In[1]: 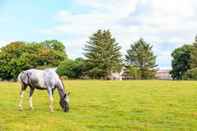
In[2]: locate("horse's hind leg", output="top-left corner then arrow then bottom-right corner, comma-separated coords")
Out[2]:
29,88 -> 35,110
18,84 -> 27,111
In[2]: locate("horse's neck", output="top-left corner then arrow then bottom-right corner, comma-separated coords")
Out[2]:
56,81 -> 65,99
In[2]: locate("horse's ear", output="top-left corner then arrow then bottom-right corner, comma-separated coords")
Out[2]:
64,94 -> 67,98
64,91 -> 70,98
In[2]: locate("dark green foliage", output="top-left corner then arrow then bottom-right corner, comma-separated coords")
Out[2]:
190,38 -> 197,68
126,38 -> 157,79
182,37 -> 197,80
170,36 -> 197,80
35,40 -> 67,67
183,68 -> 197,80
170,45 -> 192,80
0,41 -> 31,80
84,30 -> 122,79
56,58 -> 87,79
57,60 -> 77,78
127,65 -> 141,79
0,40 -> 67,80
40,40 -> 65,52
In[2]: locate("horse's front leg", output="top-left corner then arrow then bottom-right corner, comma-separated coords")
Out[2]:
18,84 -> 27,111
29,88 -> 35,110
48,88 -> 54,112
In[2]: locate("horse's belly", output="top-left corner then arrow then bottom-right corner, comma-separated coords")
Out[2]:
30,81 -> 46,89
35,86 -> 47,90
30,77 -> 46,89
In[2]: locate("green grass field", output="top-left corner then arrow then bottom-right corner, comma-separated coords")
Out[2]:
1,80 -> 197,131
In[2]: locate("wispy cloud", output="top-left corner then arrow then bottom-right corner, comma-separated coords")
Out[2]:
15,0 -> 197,68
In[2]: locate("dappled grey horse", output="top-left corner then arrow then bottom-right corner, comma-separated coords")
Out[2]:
18,69 -> 70,112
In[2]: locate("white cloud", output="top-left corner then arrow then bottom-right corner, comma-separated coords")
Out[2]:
39,0 -> 197,68
74,0 -> 139,17
150,0 -> 196,17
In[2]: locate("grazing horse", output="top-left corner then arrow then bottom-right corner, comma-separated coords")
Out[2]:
18,69 -> 70,112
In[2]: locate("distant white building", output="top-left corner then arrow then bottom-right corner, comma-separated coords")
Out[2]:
156,69 -> 172,80
110,72 -> 123,80
109,68 -> 125,80
109,68 -> 172,80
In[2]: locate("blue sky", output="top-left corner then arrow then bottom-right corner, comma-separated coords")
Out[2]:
0,0 -> 197,69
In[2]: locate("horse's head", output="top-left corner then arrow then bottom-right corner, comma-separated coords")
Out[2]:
60,92 -> 70,112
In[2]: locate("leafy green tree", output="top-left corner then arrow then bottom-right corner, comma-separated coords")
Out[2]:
170,45 -> 192,80
36,40 -> 67,67
183,68 -> 197,80
57,59 -> 77,78
181,36 -> 197,80
0,40 -> 67,80
126,38 -> 157,79
56,58 -> 87,79
0,41 -> 31,80
40,40 -> 66,52
74,58 -> 89,78
127,65 -> 141,79
84,30 -> 122,79
190,36 -> 197,68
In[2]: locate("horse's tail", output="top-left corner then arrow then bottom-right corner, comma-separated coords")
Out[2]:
17,72 -> 23,82
17,71 -> 29,85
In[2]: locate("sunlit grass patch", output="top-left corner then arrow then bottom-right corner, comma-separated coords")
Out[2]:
0,80 -> 197,131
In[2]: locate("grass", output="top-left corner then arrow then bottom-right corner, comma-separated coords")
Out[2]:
1,80 -> 197,131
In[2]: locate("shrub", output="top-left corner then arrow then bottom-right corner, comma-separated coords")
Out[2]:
183,68 -> 197,80
56,58 -> 87,79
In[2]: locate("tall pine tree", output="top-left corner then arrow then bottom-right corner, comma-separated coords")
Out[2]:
126,38 -> 157,79
84,30 -> 122,79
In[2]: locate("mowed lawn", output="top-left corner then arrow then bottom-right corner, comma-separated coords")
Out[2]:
1,81 -> 197,131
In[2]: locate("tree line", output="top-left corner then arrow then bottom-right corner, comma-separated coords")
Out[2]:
0,40 -> 67,80
0,29 -> 158,80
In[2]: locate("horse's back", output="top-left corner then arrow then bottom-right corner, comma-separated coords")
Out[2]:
19,68 -> 60,89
